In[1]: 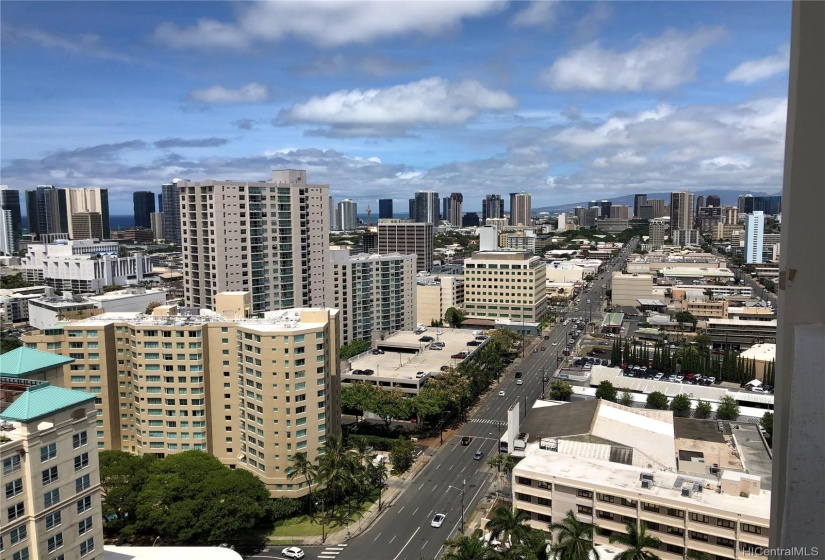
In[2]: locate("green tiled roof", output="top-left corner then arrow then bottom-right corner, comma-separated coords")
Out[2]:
0,383 -> 95,422
0,347 -> 74,378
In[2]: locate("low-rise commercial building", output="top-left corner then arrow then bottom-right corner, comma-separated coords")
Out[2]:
464,251 -> 546,322
416,275 -> 464,327
705,318 -> 777,350
611,273 -> 654,307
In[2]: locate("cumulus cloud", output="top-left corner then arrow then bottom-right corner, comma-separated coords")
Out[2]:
543,27 -> 725,92
187,83 -> 270,104
278,77 -> 517,137
154,1 -> 503,50
154,137 -> 229,149
3,24 -> 144,64
726,44 -> 790,84
290,54 -> 427,77
510,1 -> 559,28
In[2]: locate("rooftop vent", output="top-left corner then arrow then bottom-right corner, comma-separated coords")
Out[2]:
641,480 -> 652,489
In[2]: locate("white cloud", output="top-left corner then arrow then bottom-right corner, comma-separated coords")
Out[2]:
3,24 -> 143,64
279,77 -> 517,137
510,1 -> 559,28
726,44 -> 790,84
187,83 -> 270,104
154,1 -> 503,49
543,27 -> 725,92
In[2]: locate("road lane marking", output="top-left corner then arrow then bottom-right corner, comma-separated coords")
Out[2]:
421,540 -> 428,550
435,463 -> 440,469
390,534 -> 397,544
397,506 -> 404,514
433,485 -> 438,492
373,533 -> 382,541
392,527 -> 419,560
448,464 -> 453,470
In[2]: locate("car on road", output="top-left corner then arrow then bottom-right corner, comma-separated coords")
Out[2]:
282,547 -> 305,559
431,513 -> 446,528
543,375 -> 549,382
544,335 -> 550,340
498,390 -> 506,397
517,379 -> 523,385
474,450 -> 484,460
515,371 -> 523,378
461,436 -> 473,446
552,341 -> 559,346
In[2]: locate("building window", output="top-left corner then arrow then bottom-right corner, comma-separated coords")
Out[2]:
5,478 -> 23,499
717,518 -> 735,529
597,493 -> 615,503
741,523 -> 763,535
689,513 -> 709,523
3,454 -> 21,475
665,544 -> 684,555
41,442 -> 57,462
44,489 -> 61,507
577,489 -> 593,498
77,495 -> 93,514
46,511 -> 62,530
667,507 -> 685,518
78,516 -> 93,535
73,432 -> 88,449
667,526 -> 684,537
689,531 -> 708,542
10,526 -> 27,545
12,547 -> 29,560
74,453 -> 90,471
717,537 -> 735,548
47,533 -> 64,553
620,498 -> 637,508
43,466 -> 59,485
516,476 -> 534,486
597,511 -> 614,520
577,505 -> 593,515
76,474 -> 91,493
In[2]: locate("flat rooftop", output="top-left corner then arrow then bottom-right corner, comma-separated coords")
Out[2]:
515,451 -> 770,520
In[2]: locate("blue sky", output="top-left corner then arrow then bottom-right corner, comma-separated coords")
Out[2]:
1,1 -> 791,214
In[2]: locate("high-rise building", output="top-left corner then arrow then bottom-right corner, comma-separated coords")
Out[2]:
330,250 -> 416,343
746,211 -> 765,264
0,383 -> 104,560
25,185 -> 68,237
0,186 -> 22,252
158,193 -> 162,209
413,191 -> 440,226
463,251 -> 546,322
71,212 -> 104,241
22,304 -> 342,499
329,196 -> 338,231
509,192 -> 532,226
482,194 -> 504,224
337,199 -> 358,231
445,193 -> 463,227
378,199 -> 393,220
0,209 -> 15,254
633,194 -> 648,218
557,213 -> 567,230
589,200 -> 598,212
66,188 -> 110,240
670,190 -> 695,234
639,199 -> 667,220
609,205 -> 630,219
695,195 -> 706,217
462,212 -> 480,227
408,198 -> 416,220
706,195 -> 721,207
150,212 -> 164,240
133,191 -> 156,229
180,169 -> 329,314
378,221 -> 433,273
599,200 -> 611,219
738,194 -> 781,216
161,181 -> 181,245
649,218 -> 669,249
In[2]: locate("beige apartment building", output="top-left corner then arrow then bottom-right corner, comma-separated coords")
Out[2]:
1,385 -> 104,560
377,221 -> 433,273
329,250 -> 416,344
463,251 -> 546,322
416,275 -> 464,326
22,301 -> 342,498
179,169 -> 329,315
611,272 -> 654,307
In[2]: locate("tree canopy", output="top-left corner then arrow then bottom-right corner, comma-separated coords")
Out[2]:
646,391 -> 669,410
716,396 -> 741,420
595,380 -> 618,402
340,338 -> 370,360
444,307 -> 466,328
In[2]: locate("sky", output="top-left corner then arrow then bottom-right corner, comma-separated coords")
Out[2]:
1,1 -> 792,215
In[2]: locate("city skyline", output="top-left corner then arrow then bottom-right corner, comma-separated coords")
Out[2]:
1,2 -> 790,215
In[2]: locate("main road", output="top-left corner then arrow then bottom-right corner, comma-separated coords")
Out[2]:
316,242 -> 634,560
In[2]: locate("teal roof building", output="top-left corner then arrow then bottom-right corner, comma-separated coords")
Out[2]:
0,347 -> 74,379
0,383 -> 95,422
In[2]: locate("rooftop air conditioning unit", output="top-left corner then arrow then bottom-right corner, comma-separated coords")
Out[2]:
641,480 -> 652,489
682,487 -> 693,498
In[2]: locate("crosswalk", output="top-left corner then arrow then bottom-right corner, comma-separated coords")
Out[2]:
468,418 -> 502,425
318,543 -> 348,559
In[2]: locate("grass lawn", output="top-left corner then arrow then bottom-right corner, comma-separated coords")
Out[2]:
270,497 -> 378,538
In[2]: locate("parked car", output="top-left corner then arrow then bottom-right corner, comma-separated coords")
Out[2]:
420,336 -> 434,342
371,349 -> 385,355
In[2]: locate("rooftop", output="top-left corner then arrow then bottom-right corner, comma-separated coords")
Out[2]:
104,546 -> 243,560
739,343 -> 777,362
0,347 -> 75,378
0,383 -> 95,422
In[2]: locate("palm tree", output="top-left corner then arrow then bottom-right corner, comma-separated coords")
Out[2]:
609,520 -> 662,560
444,529 -> 497,560
287,451 -> 318,520
317,434 -> 355,518
484,505 -> 532,552
549,510 -> 599,560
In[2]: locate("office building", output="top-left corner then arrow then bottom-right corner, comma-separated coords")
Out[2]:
26,185 -> 69,237
674,229 -> 701,246
378,221 -> 433,273
133,191 -> 156,229
509,192 -> 532,226
1,209 -> 15,255
65,188 -> 110,240
330,250 -> 416,344
556,213 -> 567,231
157,193 -> 162,209
161,181 -> 181,245
482,195 -> 505,224
0,185 -> 22,253
445,193 -> 463,227
412,191 -> 440,226
609,205 -> 630,219
694,195 -> 705,217
512,400 -> 769,560
738,194 -> 782,216
150,212 -> 164,241
670,190 -> 695,234
329,196 -> 338,231
746,211 -> 765,264
611,272 -> 654,306
21,304 -> 342,499
337,199 -> 358,231
71,212 -> 104,241
462,212 -> 480,227
599,200 -> 612,219
463,251 -> 546,322
416,275 -> 464,326
633,194 -> 648,218
180,169 -> 330,314
378,198 -> 393,220
705,195 -> 721,208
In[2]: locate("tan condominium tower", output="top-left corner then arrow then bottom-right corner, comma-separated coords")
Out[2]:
509,192 -> 532,227
378,220 -> 433,273
179,169 -> 329,315
670,190 -> 695,234
22,300 -> 342,498
463,251 -> 547,322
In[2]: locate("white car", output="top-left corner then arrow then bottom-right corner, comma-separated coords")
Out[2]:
499,390 -> 506,397
431,513 -> 446,528
282,547 -> 305,559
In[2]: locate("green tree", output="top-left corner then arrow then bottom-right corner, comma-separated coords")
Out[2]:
694,400 -> 712,419
595,380 -> 618,402
609,520 -> 662,560
669,393 -> 692,417
287,452 -> 318,520
317,434 -> 354,519
716,396 -> 741,420
99,450 -> 156,539
646,391 -> 669,410
372,388 -> 411,429
340,339 -> 370,360
619,390 -> 635,407
1,338 -> 22,354
484,505 -> 532,552
760,412 -> 773,438
445,307 -> 466,328
549,380 -> 574,401
674,311 -> 697,331
144,301 -> 165,314
340,381 -> 378,423
390,439 -> 415,474
549,510 -> 599,560
0,273 -> 31,289
444,529 -> 497,560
